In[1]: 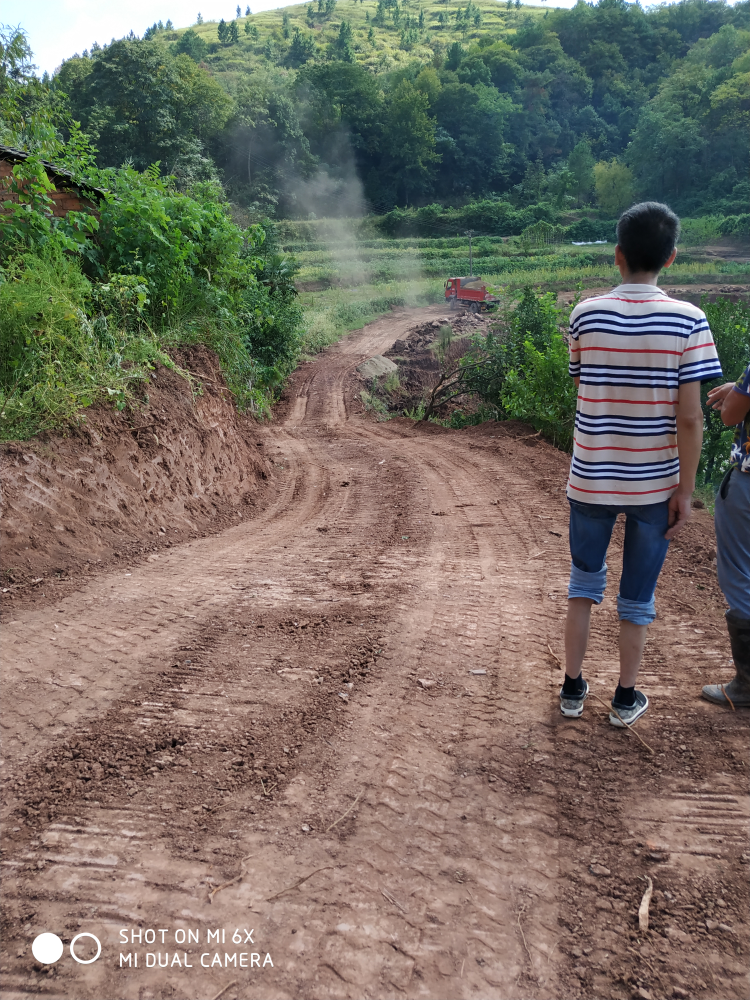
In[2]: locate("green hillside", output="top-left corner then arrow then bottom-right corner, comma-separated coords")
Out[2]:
175,0 -> 530,77
48,0 -> 749,219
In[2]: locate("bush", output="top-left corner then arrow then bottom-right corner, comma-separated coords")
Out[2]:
459,286 -> 577,447
0,127 -> 305,436
565,218 -> 616,243
0,249 -> 176,439
699,297 -> 750,486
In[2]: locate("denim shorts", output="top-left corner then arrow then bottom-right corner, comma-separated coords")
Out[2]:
567,498 -> 670,625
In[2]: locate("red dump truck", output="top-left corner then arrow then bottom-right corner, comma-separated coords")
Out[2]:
444,276 -> 498,311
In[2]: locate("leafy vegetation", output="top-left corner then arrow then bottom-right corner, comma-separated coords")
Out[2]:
699,298 -> 750,485
0,65 -> 304,438
416,287 -> 749,486
420,287 -> 577,448
42,0 -> 750,219
1,6 -> 748,453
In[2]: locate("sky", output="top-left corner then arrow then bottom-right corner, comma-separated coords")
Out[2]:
5,0 -> 582,76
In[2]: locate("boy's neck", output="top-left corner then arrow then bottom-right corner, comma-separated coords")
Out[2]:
617,268 -> 661,286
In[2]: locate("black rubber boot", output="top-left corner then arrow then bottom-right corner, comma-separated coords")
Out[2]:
702,613 -> 750,708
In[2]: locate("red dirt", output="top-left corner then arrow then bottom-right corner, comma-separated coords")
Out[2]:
0,305 -> 747,1000
0,346 -> 270,596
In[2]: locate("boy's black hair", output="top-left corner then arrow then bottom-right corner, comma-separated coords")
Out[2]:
616,201 -> 680,274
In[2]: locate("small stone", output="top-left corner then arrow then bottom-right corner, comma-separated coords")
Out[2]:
672,989 -> 689,999
705,919 -> 718,931
301,824 -> 310,833
691,498 -> 705,509
418,678 -> 436,689
717,923 -> 734,934
590,863 -> 611,876
595,898 -> 613,910
635,989 -> 652,1000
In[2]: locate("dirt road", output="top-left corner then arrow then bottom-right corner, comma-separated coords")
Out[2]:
1,307 -> 748,1000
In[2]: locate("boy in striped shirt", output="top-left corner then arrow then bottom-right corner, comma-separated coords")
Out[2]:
560,202 -> 722,726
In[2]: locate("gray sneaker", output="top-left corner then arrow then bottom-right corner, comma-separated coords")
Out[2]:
560,679 -> 589,718
609,689 -> 648,727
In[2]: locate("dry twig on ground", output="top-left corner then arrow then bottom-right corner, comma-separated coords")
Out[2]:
210,981 -> 237,1000
639,876 -> 654,932
266,866 -> 334,902
208,854 -> 255,904
326,789 -> 364,833
589,691 -> 655,753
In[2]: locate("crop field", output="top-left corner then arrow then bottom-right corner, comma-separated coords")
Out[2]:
292,227 -> 750,350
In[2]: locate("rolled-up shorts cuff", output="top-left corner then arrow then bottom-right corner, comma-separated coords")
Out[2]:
568,561 -> 607,603
617,594 -> 656,625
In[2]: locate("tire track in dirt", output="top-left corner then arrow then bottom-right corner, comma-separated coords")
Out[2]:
1,305 -> 747,1000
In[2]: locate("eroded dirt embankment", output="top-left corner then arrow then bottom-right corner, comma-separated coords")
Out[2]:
0,346 -> 270,591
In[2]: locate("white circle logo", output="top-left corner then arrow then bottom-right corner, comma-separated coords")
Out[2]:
70,933 -> 102,964
32,933 -> 64,965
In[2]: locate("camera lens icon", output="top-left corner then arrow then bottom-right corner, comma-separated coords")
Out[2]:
31,931 -> 102,965
70,932 -> 102,964
32,934 -> 64,965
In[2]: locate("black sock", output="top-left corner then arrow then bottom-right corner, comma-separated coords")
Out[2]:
614,683 -> 636,707
562,673 -> 585,697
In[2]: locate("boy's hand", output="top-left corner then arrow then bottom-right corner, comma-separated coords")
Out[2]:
665,489 -> 692,540
707,382 -> 736,410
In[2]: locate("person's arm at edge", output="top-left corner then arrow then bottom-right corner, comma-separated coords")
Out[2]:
720,385 -> 750,427
666,379 -> 703,541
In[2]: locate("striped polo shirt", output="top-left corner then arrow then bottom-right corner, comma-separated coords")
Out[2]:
567,284 -> 722,504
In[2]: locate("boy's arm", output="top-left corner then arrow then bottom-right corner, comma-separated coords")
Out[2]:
665,379 -> 703,540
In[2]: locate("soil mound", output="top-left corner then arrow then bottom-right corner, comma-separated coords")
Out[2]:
0,346 -> 270,593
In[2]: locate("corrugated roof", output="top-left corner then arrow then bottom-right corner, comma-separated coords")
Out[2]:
0,145 -> 106,200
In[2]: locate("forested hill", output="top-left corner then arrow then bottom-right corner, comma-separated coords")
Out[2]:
43,0 -> 750,218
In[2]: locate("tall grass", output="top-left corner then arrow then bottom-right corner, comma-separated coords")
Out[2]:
300,279 -> 444,355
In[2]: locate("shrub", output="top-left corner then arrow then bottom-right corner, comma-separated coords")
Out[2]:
0,249 -> 176,439
699,297 -> 750,485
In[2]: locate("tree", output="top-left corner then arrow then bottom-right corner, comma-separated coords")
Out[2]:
594,159 -> 634,214
236,5 -> 241,17
380,80 -> 440,204
567,139 -> 595,205
217,19 -> 229,44
282,12 -> 291,39
245,21 -> 258,39
434,83 -> 512,197
288,28 -> 315,67
246,6 -> 251,15
196,12 -> 203,25
446,41 -> 463,70
173,29 -> 208,63
331,21 -> 354,62
63,39 -> 233,172
0,24 -> 36,85
627,103 -> 707,202
547,165 -> 576,207
229,21 -> 240,44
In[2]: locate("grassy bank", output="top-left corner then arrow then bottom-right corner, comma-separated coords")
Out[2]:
299,278 -> 445,356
